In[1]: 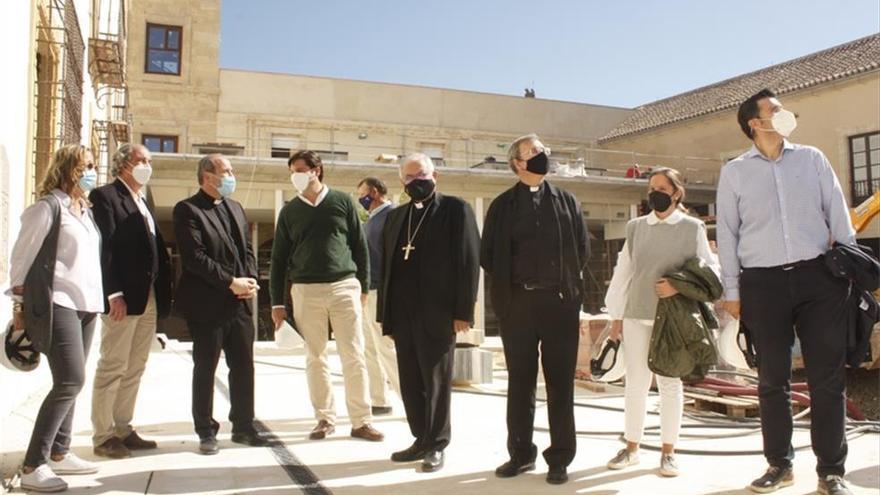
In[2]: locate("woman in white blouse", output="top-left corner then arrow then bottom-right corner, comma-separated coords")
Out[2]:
7,144 -> 104,493
603,167 -> 718,478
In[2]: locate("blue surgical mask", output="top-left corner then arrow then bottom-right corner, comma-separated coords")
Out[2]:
358,195 -> 373,210
217,175 -> 236,197
78,169 -> 97,192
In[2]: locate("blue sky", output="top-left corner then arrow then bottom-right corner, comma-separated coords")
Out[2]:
220,0 -> 880,108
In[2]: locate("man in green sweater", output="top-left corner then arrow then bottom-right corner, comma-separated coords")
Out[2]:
270,150 -> 383,442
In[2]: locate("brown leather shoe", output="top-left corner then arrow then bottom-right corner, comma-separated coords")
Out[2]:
122,431 -> 158,450
350,424 -> 384,442
93,437 -> 131,459
309,420 -> 335,440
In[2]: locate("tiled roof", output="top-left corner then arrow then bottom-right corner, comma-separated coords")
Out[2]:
600,33 -> 880,142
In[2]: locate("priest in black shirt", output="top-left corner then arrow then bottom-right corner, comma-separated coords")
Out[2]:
377,152 -> 480,473
481,134 -> 589,485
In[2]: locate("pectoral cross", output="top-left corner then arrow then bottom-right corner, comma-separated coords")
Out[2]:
402,243 -> 415,261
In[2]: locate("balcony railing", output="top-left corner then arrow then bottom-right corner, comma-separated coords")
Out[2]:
88,0 -> 126,89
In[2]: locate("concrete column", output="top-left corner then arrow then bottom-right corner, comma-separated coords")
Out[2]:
630,203 -> 640,220
252,222 -> 259,340
274,189 -> 284,227
475,196 -> 485,331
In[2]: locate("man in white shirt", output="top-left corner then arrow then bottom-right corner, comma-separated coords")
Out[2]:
89,144 -> 172,458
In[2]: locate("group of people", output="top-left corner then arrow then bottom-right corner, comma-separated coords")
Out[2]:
6,88 -> 856,495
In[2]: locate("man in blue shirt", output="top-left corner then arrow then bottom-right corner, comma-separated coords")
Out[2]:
717,89 -> 855,495
356,177 -> 399,415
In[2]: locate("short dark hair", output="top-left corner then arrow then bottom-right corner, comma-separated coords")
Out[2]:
737,88 -> 776,140
288,150 -> 324,181
358,177 -> 387,196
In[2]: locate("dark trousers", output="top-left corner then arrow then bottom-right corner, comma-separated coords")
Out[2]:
741,259 -> 850,476
499,287 -> 580,468
189,304 -> 255,438
24,305 -> 96,467
393,314 -> 456,451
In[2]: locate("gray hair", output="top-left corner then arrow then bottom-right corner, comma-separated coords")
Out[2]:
507,133 -> 540,173
111,143 -> 136,178
197,154 -> 222,184
398,152 -> 435,180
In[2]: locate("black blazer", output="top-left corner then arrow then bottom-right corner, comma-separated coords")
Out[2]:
480,181 -> 589,320
173,189 -> 257,323
376,192 -> 481,341
89,180 -> 172,318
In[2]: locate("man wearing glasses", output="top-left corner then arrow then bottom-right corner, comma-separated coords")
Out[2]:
377,153 -> 480,472
481,134 -> 589,485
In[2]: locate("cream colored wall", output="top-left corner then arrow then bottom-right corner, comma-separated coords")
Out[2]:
217,69 -> 632,145
601,72 -> 880,238
213,70 -> 634,168
126,0 -> 221,152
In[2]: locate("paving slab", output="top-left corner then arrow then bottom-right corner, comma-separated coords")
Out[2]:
1,338 -> 877,494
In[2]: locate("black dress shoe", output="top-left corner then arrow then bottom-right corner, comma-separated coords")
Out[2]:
421,450 -> 444,472
231,431 -> 269,447
547,466 -> 568,485
495,459 -> 536,478
391,443 -> 428,462
749,465 -> 794,493
199,436 -> 219,455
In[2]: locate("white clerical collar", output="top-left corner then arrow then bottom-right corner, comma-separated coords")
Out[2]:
646,209 -> 684,225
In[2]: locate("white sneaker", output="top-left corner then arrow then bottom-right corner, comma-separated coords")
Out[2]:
607,448 -> 640,470
659,454 -> 680,477
47,452 -> 99,475
19,464 -> 68,493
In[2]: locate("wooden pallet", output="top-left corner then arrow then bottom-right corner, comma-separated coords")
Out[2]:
685,388 -> 809,418
684,388 -> 761,418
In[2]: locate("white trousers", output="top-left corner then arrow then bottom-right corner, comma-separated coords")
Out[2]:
362,289 -> 399,405
623,319 -> 683,445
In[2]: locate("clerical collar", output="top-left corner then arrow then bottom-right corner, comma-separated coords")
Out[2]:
198,188 -> 223,206
518,181 -> 544,194
411,195 -> 435,210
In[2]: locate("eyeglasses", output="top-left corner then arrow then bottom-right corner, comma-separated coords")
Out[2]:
403,172 -> 432,184
519,146 -> 551,160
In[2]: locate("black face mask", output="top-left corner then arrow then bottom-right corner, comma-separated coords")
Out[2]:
405,179 -> 436,202
525,152 -> 549,175
648,190 -> 674,212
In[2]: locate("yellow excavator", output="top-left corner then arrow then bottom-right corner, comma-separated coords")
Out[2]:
851,190 -> 880,234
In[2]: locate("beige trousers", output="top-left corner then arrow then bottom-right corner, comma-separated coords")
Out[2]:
91,290 -> 157,445
291,278 -> 372,427
362,289 -> 399,405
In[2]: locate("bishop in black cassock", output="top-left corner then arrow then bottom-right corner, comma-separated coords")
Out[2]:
376,153 -> 480,472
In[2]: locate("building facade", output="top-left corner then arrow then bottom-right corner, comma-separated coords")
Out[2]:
599,34 -> 880,249
0,0 -> 131,451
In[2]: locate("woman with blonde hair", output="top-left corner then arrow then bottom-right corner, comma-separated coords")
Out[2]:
7,144 -> 104,492
603,167 -> 718,478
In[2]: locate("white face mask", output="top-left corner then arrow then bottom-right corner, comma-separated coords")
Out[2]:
757,109 -> 797,138
771,109 -> 797,137
291,171 -> 312,192
131,163 -> 152,185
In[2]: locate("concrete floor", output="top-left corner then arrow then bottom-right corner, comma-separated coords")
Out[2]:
1,338 -> 878,494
